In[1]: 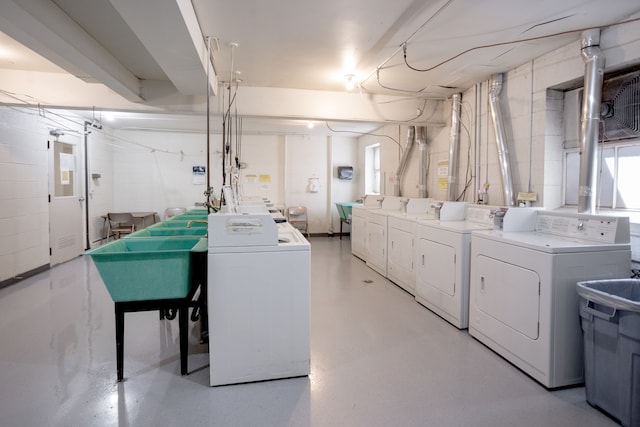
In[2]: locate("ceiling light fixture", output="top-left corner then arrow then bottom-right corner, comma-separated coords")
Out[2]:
307,121 -> 314,129
344,74 -> 356,91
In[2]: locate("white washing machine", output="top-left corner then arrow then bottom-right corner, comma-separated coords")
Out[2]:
365,196 -> 403,277
415,204 -> 494,329
207,213 -> 310,386
351,195 -> 384,261
469,209 -> 631,388
386,198 -> 438,295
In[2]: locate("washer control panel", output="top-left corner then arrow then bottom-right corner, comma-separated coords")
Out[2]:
535,212 -> 629,244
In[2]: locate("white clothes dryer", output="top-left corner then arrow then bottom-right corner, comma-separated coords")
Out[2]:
415,205 -> 495,329
469,209 -> 631,388
351,195 -> 384,261
385,198 -> 434,295
365,196 -> 404,277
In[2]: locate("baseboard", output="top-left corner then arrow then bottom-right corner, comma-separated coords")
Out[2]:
0,264 -> 50,290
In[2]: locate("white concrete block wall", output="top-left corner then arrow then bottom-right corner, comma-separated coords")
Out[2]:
285,135 -> 328,234
112,129 -> 211,219
237,134 -> 284,206
0,107 -> 50,283
330,135 -> 360,233
86,128 -> 115,246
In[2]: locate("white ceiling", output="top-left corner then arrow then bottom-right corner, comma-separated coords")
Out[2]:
1,0 -> 640,133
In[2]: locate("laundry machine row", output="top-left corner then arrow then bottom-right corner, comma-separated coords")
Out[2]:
351,196 -> 466,299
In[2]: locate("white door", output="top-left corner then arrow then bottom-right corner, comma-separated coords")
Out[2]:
49,138 -> 85,266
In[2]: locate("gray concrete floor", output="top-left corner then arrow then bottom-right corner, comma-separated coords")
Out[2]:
0,237 -> 618,426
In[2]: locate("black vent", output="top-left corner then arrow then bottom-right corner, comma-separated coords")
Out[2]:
600,70 -> 640,142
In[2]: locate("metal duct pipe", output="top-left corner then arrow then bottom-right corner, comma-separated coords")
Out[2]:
488,74 -> 516,206
393,126 -> 416,196
578,29 -> 605,214
416,126 -> 428,198
448,93 -> 462,201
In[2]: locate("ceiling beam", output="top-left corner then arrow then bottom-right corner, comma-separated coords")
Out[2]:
109,0 -> 218,97
0,0 -> 143,103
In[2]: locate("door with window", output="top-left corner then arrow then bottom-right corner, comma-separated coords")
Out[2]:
49,137 -> 85,266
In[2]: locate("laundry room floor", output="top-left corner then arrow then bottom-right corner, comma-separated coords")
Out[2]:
0,237 -> 618,427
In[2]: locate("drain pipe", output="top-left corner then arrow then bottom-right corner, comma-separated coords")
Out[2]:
578,29 -> 605,214
416,126 -> 428,198
488,74 -> 516,206
448,93 -> 462,201
392,126 -> 416,196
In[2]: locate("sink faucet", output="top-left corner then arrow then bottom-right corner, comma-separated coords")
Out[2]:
187,220 -> 208,228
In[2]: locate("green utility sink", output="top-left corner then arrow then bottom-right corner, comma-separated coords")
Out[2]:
169,212 -> 209,221
85,238 -> 207,302
148,220 -> 207,228
126,227 -> 207,237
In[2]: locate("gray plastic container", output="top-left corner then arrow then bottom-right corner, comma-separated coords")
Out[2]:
576,279 -> 640,427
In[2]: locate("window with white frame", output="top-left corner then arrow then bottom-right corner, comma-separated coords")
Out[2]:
564,141 -> 640,209
563,72 -> 640,211
365,143 -> 380,194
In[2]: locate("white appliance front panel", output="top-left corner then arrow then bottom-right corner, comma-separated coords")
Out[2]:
208,250 -> 310,386
469,233 -> 631,388
387,216 -> 416,294
415,222 -> 477,329
418,238 -> 456,297
366,211 -> 388,277
475,255 -> 541,340
350,205 -> 369,260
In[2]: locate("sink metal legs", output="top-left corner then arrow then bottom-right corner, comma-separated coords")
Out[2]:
114,298 -> 190,382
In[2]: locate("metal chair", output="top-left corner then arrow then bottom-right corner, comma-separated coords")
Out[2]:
287,206 -> 309,237
106,212 -> 136,240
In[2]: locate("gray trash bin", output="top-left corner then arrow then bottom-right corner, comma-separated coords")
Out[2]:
577,279 -> 640,427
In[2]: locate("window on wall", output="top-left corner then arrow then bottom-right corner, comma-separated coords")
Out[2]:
563,71 -> 640,211
564,141 -> 640,209
365,143 -> 380,194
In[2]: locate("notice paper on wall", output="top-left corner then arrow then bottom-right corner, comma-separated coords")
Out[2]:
193,166 -> 206,185
437,160 -> 449,190
59,152 -> 74,185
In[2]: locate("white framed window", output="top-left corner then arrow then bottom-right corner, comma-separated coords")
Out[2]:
564,140 -> 640,209
365,143 -> 380,194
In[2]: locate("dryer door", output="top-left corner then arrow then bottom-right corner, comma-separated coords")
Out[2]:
388,225 -> 414,277
475,255 -> 540,340
418,238 -> 456,297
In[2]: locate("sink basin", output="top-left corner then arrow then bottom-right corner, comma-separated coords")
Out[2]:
148,220 -> 207,228
169,212 -> 209,221
85,237 -> 207,302
126,227 -> 207,237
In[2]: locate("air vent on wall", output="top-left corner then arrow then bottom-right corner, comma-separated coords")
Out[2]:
599,70 -> 640,142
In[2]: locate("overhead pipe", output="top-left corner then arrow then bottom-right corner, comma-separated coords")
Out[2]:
416,126 -> 428,198
393,126 -> 416,196
474,83 -> 483,204
488,74 -> 516,207
578,29 -> 605,214
448,93 -> 462,201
